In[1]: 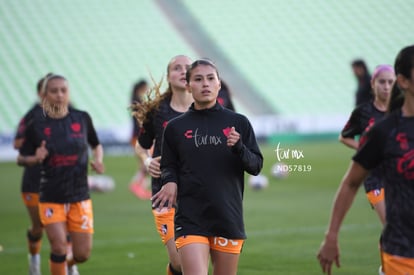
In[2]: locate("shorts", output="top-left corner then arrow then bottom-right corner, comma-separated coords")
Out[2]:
39,199 -> 94,233
22,192 -> 39,207
366,188 -> 384,206
363,169 -> 383,193
176,235 -> 244,254
152,208 -> 175,244
381,250 -> 414,275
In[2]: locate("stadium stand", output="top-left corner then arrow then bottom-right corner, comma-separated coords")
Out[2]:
180,0 -> 413,115
0,0 -> 196,136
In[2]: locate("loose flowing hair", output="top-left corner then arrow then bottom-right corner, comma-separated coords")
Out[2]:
130,73 -> 172,127
130,55 -> 191,126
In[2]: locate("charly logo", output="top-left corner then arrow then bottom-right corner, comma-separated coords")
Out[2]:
184,130 -> 193,139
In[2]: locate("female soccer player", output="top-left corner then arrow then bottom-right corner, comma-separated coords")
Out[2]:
14,74 -> 50,275
128,79 -> 152,199
339,64 -> 395,225
17,74 -> 104,275
351,59 -> 373,106
132,55 -> 193,275
318,45 -> 414,275
152,59 -> 263,275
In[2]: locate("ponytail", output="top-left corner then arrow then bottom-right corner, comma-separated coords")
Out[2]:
130,74 -> 171,126
388,85 -> 404,113
387,45 -> 414,113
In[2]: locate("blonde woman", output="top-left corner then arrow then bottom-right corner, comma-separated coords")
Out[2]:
18,74 -> 104,275
132,55 -> 193,275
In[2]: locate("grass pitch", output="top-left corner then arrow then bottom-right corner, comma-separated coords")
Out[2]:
0,140 -> 382,274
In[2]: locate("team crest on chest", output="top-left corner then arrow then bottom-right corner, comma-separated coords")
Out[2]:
71,122 -> 81,132
222,127 -> 231,137
70,122 -> 84,138
44,127 -> 51,137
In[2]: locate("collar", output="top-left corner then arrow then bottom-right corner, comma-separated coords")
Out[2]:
189,101 -> 223,113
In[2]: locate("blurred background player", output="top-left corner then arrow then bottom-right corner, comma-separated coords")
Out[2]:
339,64 -> 395,226
128,79 -> 151,199
152,59 -> 263,275
351,59 -> 373,106
17,74 -> 104,275
14,73 -> 51,275
15,74 -> 82,275
131,55 -> 193,275
318,45 -> 414,275
217,80 -> 235,111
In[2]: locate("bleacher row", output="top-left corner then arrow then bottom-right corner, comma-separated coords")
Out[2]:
181,0 -> 412,115
0,0 -> 413,137
0,0 -> 196,137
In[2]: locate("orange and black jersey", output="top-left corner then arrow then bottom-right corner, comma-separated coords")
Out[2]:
138,96 -> 184,195
15,104 -> 43,193
161,103 -> 263,240
353,110 -> 414,257
19,108 -> 100,203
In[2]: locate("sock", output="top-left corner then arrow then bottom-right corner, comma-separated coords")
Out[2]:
27,230 -> 42,255
50,253 -> 67,275
66,237 -> 73,264
167,263 -> 182,275
29,253 -> 41,270
67,255 -> 76,268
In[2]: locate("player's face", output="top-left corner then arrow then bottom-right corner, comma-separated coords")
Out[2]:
352,66 -> 365,78
135,84 -> 147,98
167,56 -> 192,91
43,78 -> 69,118
46,78 -> 69,104
187,64 -> 221,110
45,78 -> 70,107
372,70 -> 395,103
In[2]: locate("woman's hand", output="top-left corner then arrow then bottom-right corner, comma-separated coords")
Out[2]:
151,182 -> 177,210
317,234 -> 341,275
35,140 -> 49,163
226,127 -> 240,147
91,160 -> 105,174
145,156 -> 162,178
